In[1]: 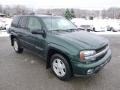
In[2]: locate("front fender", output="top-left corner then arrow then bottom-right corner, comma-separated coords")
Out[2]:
46,43 -> 74,69
47,43 -> 72,58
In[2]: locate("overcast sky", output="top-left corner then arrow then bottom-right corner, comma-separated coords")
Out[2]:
0,0 -> 120,10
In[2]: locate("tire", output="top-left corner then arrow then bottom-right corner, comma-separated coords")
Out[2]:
13,38 -> 23,53
50,54 -> 72,81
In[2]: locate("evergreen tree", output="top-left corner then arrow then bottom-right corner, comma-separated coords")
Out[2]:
64,9 -> 76,19
64,9 -> 72,20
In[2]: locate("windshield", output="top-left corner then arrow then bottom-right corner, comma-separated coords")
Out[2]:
41,17 -> 77,31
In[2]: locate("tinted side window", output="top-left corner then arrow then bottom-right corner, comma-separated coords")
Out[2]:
11,16 -> 20,27
28,17 -> 42,31
18,16 -> 28,28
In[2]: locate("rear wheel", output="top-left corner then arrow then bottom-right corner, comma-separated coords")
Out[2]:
50,54 -> 72,81
13,38 -> 23,53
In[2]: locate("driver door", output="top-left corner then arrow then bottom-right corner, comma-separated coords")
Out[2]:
26,16 -> 46,57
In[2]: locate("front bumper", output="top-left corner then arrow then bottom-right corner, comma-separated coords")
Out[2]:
71,49 -> 112,76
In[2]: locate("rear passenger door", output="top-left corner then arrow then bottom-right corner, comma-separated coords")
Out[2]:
16,16 -> 32,49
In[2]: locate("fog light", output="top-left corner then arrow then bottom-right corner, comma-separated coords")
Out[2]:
87,69 -> 94,74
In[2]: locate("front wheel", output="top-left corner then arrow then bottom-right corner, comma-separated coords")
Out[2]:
13,38 -> 23,53
50,54 -> 72,81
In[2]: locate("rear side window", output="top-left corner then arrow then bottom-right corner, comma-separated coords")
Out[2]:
11,16 -> 20,27
18,16 -> 28,28
27,17 -> 42,31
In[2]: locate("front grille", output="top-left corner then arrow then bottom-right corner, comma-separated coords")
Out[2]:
96,52 -> 107,60
96,44 -> 108,53
92,44 -> 109,62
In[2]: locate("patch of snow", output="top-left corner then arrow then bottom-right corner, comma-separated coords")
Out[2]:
92,32 -> 120,35
0,31 -> 9,37
0,17 -> 12,30
71,18 -> 120,32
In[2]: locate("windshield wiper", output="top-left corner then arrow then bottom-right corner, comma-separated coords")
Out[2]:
50,28 -> 79,32
64,28 -> 79,32
51,29 -> 68,32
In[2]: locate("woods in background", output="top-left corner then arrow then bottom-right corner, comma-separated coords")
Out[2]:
0,4 -> 120,19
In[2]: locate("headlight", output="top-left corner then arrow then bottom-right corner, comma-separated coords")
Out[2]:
80,50 -> 96,61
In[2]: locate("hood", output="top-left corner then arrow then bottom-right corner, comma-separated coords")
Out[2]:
55,31 -> 108,50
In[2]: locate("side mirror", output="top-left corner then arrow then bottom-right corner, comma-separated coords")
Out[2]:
31,29 -> 44,34
31,29 -> 46,37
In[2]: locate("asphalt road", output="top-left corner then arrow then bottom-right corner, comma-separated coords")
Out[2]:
0,35 -> 120,90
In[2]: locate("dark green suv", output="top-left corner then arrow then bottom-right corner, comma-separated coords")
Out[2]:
9,15 -> 112,81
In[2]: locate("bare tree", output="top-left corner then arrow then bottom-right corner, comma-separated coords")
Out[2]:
0,5 -> 3,13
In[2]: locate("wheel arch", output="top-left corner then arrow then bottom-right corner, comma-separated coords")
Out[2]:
46,47 -> 73,74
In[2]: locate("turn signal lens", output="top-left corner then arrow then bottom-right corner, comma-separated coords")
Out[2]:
80,52 -> 85,60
